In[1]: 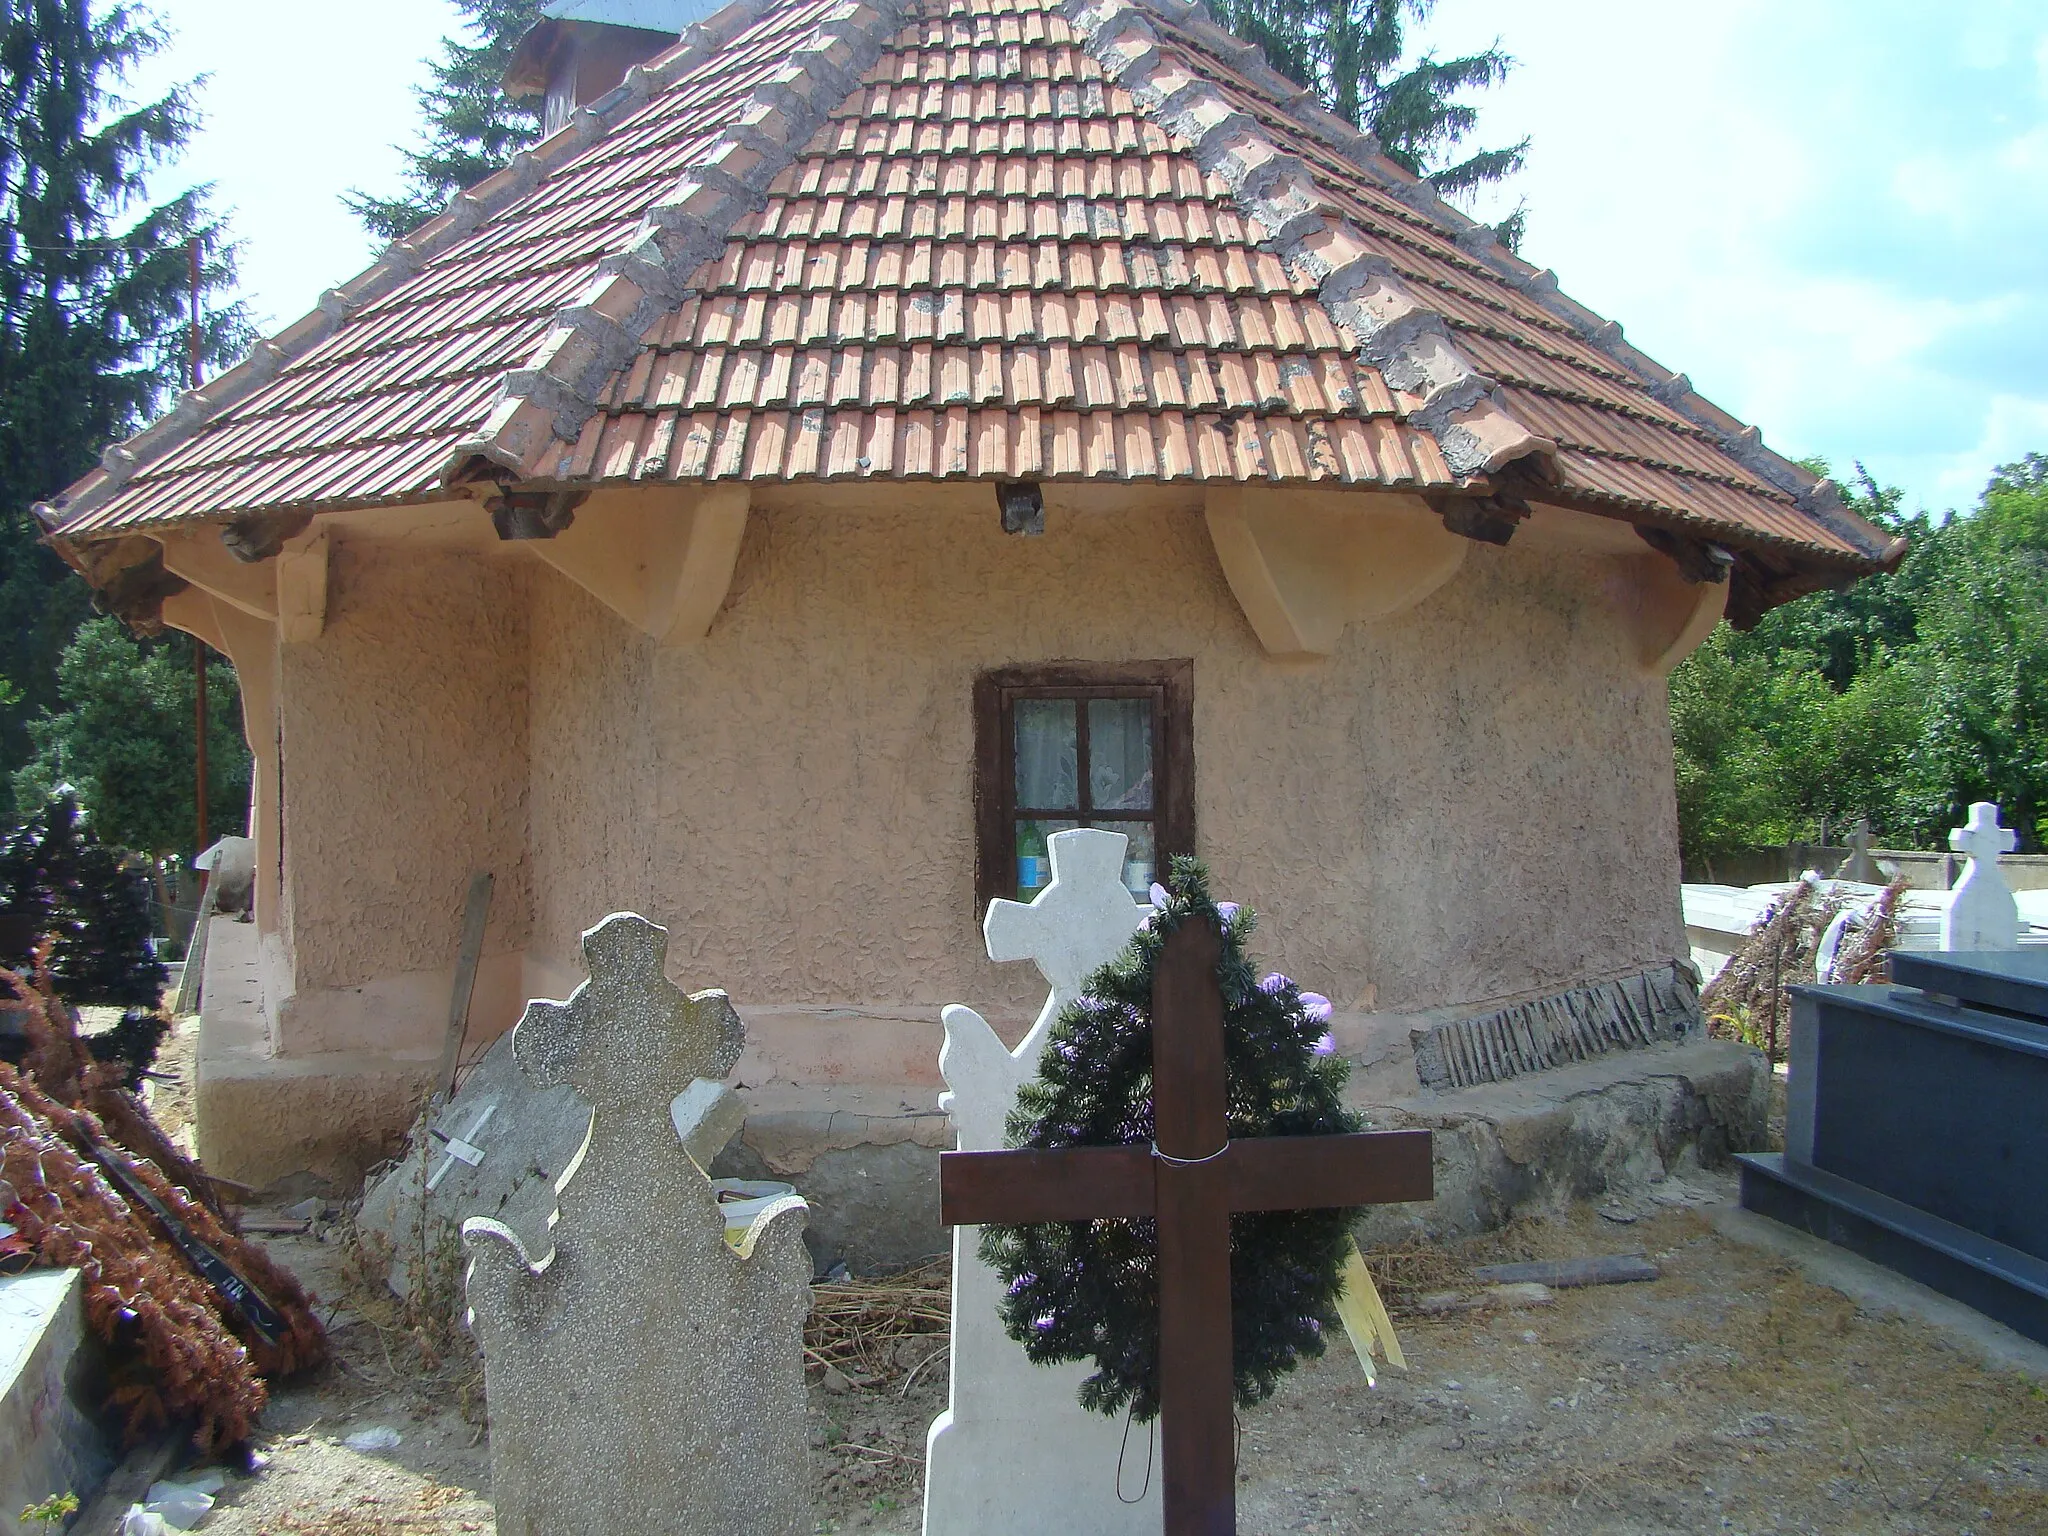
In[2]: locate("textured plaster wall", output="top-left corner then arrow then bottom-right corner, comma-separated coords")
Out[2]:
520,488 -> 1686,1032
278,541 -> 533,1002
526,570 -> 660,970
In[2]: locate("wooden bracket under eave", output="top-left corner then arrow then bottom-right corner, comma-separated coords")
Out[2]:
1203,488 -> 1468,658
154,520 -> 331,641
520,484 -> 750,642
155,525 -> 278,621
275,526 -> 330,643
1613,552 -> 1729,675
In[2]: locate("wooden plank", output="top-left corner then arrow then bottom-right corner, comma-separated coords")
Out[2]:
1156,1161 -> 1235,1536
171,870 -> 212,1017
938,1145 -> 1154,1225
435,871 -> 494,1103
1153,917 -> 1226,1160
1151,917 -> 1234,1536
1470,1253 -> 1661,1289
70,1433 -> 181,1536
1219,1130 -> 1433,1211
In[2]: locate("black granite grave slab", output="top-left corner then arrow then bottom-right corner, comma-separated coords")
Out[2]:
1888,948 -> 2048,1022
1740,949 -> 2048,1346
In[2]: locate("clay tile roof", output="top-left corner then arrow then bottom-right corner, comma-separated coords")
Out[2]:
40,0 -> 1898,594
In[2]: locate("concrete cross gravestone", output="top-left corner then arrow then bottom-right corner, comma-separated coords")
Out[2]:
924,828 -> 1158,1535
463,913 -> 812,1536
1943,802 -> 2020,952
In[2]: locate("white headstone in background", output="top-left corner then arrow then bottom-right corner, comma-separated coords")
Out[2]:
923,829 -> 1158,1535
1943,802 -> 2020,952
464,913 -> 812,1536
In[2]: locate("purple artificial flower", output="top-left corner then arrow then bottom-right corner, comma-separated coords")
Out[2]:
1313,1032 -> 1337,1057
1299,991 -> 1333,1023
1149,882 -> 1172,909
1258,972 -> 1292,996
1217,901 -> 1240,930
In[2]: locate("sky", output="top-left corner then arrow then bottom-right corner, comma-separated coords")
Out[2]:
129,0 -> 2048,516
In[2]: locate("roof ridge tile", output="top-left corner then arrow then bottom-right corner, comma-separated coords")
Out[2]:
1113,0 -> 1892,560
1062,0 -> 1551,478
36,0 -> 789,533
445,0 -> 912,481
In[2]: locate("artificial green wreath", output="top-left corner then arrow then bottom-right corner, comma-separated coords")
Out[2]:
979,857 -> 1362,1422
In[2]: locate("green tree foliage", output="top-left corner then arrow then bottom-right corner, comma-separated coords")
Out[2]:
1209,0 -> 1528,243
1670,458 -> 2048,868
0,792 -> 164,1007
345,0 -> 545,241
0,791 -> 168,1081
0,0 -> 244,814
12,616 -> 248,859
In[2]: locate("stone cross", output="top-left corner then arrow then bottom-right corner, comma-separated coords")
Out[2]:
464,913 -> 812,1536
924,828 -> 1157,1535
1943,802 -> 2020,952
941,916 -> 1434,1536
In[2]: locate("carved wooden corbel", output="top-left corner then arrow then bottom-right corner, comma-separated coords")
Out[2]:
1204,488 -> 1468,658
520,484 -> 750,642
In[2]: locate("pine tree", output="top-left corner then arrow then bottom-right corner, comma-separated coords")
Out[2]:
0,0 -> 245,814
0,791 -> 168,1081
345,0 -> 546,241
1211,0 -> 1528,245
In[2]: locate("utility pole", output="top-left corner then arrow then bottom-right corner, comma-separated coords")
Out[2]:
189,238 -> 209,855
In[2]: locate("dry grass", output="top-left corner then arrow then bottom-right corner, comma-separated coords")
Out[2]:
805,1259 -> 951,1388
332,1201 -> 486,1423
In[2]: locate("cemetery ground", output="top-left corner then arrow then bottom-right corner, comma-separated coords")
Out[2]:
138,1160 -> 2045,1536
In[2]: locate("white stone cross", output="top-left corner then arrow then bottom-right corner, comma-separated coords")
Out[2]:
464,913 -> 812,1536
924,829 -> 1159,1535
1943,802 -> 2021,951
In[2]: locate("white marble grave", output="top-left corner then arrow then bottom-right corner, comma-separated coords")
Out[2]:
464,914 -> 812,1536
1943,802 -> 2020,952
923,828 -> 1160,1535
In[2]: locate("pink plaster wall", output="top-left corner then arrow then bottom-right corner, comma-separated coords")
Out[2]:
278,541 -> 534,1004
520,491 -> 1686,1029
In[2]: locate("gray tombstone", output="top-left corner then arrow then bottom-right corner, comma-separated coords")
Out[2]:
357,1019 -> 747,1301
463,913 -> 812,1536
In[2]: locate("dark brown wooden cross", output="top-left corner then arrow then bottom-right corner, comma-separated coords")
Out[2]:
940,915 -> 1435,1536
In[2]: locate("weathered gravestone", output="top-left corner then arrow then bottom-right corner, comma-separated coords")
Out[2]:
1943,801 -> 2020,952
358,1017 -> 746,1299
924,828 -> 1158,1534
463,913 -> 812,1536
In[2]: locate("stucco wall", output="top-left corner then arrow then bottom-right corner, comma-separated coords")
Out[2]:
517,488 -> 1685,1030
278,541 -> 533,1004
527,567 -> 660,968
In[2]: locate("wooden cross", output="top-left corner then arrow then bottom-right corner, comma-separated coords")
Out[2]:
940,916 -> 1434,1536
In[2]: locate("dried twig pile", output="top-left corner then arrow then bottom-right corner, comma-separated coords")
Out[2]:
0,957 -> 325,1448
1701,877 -> 1905,1061
805,1258 -> 950,1387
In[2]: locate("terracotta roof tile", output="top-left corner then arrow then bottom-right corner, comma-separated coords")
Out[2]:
44,0 -> 1884,578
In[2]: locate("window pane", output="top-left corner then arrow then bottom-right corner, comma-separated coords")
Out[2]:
1015,817 -> 1080,898
1014,699 -> 1078,810
1095,820 -> 1156,898
1088,698 -> 1153,811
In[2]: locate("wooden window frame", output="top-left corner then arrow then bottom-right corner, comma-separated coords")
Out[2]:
973,660 -> 1196,912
